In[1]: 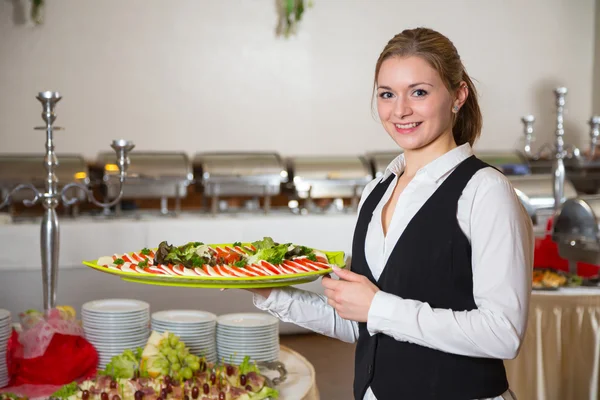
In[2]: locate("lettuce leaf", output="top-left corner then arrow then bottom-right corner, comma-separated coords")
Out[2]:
238,356 -> 260,375
50,382 -> 78,399
101,348 -> 142,379
247,245 -> 288,266
251,237 -> 276,250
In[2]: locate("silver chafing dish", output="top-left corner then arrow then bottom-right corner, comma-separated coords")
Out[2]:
287,155 -> 373,213
98,151 -> 193,215
508,174 -> 577,226
194,152 -> 286,214
367,151 -> 403,178
0,154 -> 89,216
552,196 -> 600,274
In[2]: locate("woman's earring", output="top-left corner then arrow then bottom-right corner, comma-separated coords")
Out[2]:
452,105 -> 459,113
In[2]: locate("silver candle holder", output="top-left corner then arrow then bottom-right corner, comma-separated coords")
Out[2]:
520,87 -> 587,210
0,91 -> 134,313
552,87 -> 568,212
588,116 -> 600,161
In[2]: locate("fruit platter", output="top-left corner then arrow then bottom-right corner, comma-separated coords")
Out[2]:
83,237 -> 345,289
19,330 -> 284,400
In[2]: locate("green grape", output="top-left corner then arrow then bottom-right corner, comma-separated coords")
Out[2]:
167,348 -> 177,358
184,355 -> 196,365
160,347 -> 170,355
189,361 -> 200,371
172,370 -> 180,380
169,335 -> 179,347
181,367 -> 193,380
171,363 -> 181,372
161,366 -> 170,376
153,358 -> 169,368
178,348 -> 188,359
176,342 -> 185,351
167,354 -> 179,364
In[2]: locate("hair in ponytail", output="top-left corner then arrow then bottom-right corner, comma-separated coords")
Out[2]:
373,27 -> 482,146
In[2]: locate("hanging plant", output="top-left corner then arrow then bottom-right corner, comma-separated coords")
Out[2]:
31,0 -> 44,24
277,0 -> 313,37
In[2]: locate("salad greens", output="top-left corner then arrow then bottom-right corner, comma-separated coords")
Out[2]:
50,382 -> 78,399
101,348 -> 143,379
152,236 -> 324,270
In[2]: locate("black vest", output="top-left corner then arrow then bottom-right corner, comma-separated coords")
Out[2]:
352,156 -> 508,400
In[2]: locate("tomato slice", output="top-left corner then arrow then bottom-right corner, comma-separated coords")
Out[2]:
259,261 -> 282,275
246,265 -> 267,276
295,259 -> 319,271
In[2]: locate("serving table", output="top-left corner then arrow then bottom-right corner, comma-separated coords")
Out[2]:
505,287 -> 600,400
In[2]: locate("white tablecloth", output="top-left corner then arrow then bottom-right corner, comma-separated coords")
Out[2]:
505,287 -> 600,400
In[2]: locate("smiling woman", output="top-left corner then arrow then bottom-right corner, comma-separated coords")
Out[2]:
373,29 -> 481,156
242,27 -> 533,400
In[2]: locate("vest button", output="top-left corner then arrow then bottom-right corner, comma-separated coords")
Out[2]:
367,365 -> 372,374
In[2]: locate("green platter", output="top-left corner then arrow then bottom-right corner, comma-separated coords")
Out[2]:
82,244 -> 345,289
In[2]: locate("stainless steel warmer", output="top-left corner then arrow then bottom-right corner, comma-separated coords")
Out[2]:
508,174 -> 577,223
0,154 -> 89,216
194,152 -> 286,214
366,151 -> 403,178
287,156 -> 373,212
98,152 -> 193,215
552,196 -> 600,274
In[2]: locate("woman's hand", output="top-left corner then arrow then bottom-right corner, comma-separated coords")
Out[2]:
322,266 -> 379,322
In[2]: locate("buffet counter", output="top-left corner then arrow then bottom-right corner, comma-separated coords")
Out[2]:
0,213 -> 356,334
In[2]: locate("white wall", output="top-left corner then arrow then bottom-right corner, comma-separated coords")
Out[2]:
0,0 -> 596,159
594,0 -> 600,114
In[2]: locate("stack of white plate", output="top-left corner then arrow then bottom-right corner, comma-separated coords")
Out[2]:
82,299 -> 150,369
0,309 -> 11,388
151,310 -> 217,363
216,313 -> 279,365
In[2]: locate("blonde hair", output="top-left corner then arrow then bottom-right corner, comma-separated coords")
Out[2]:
373,27 -> 482,146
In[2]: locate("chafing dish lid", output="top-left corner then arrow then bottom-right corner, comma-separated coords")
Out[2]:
507,174 -> 577,214
98,151 -> 192,180
553,196 -> 600,242
289,156 -> 373,182
194,152 -> 284,179
0,154 -> 89,184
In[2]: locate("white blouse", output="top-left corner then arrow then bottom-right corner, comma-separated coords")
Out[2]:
253,143 -> 534,400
